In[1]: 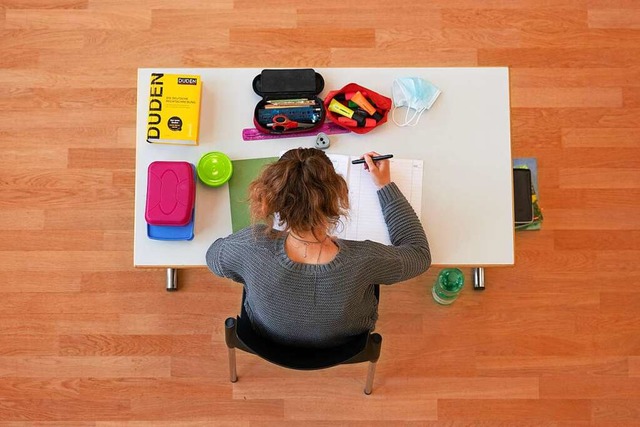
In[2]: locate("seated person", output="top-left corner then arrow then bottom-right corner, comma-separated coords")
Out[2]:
206,147 -> 431,348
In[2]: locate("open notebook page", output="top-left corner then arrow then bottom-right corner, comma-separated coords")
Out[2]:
328,154 -> 424,245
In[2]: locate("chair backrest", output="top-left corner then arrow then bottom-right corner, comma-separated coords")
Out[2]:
227,285 -> 381,371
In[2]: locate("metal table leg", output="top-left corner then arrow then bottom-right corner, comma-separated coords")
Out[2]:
166,268 -> 178,292
472,267 -> 485,290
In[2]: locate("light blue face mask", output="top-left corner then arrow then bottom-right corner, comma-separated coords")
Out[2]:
391,77 -> 441,127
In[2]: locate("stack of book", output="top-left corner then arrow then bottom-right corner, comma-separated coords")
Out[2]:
145,161 -> 196,241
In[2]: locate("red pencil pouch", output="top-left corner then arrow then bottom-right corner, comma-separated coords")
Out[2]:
323,83 -> 392,134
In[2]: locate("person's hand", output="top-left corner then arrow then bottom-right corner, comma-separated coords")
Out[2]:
362,151 -> 391,189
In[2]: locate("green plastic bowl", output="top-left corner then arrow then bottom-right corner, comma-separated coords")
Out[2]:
197,152 -> 233,187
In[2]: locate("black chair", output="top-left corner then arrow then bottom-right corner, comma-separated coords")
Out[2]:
224,285 -> 383,394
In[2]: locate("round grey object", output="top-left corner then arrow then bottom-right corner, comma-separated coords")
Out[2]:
315,132 -> 330,149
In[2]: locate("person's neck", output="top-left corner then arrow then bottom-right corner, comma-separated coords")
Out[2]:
289,228 -> 328,243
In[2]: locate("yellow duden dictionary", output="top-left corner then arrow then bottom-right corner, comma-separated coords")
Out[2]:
146,73 -> 202,146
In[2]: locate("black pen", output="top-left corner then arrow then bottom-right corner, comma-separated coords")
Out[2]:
351,154 -> 394,165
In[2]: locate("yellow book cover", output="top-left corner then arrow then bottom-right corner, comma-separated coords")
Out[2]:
146,73 -> 202,145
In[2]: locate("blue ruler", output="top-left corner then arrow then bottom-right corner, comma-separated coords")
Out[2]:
242,122 -> 350,141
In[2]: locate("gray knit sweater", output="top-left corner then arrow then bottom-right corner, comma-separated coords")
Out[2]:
206,182 -> 431,348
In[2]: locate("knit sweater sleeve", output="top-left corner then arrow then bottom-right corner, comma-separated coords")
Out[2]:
205,233 -> 247,285
370,182 -> 431,283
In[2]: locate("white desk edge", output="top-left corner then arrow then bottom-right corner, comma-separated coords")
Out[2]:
134,67 -> 514,268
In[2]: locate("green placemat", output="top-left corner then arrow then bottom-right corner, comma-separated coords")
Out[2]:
228,157 -> 279,232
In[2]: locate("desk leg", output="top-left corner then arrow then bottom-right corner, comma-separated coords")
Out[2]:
472,267 -> 485,290
166,268 -> 178,292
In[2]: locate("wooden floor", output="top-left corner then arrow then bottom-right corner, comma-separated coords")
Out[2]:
1,0 -> 639,424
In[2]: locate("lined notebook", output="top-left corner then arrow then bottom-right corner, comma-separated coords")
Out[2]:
228,154 -> 424,244
328,154 -> 424,244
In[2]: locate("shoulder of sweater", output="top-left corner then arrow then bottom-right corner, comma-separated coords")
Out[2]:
223,224 -> 279,248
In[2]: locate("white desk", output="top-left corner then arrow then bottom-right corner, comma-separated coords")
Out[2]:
134,68 -> 514,281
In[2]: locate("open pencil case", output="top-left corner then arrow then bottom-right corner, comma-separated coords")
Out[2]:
252,68 -> 326,135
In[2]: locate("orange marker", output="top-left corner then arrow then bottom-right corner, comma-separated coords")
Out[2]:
344,91 -> 368,101
351,91 -> 383,121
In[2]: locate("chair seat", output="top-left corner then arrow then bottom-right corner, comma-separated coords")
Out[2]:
224,286 -> 382,394
235,315 -> 369,370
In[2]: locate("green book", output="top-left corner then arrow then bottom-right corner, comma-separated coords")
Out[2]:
228,157 -> 279,233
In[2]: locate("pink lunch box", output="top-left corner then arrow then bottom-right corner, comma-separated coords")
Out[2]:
145,161 -> 195,226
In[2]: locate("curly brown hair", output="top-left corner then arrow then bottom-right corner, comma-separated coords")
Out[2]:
248,148 -> 349,236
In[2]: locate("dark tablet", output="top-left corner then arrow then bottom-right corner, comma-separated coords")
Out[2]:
513,168 -> 533,225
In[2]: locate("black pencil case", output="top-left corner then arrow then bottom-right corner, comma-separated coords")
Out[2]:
252,69 -> 326,134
